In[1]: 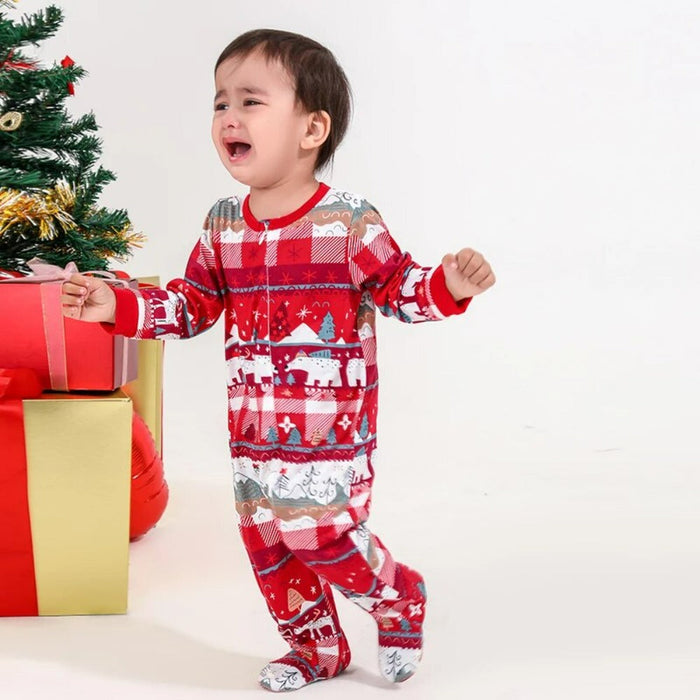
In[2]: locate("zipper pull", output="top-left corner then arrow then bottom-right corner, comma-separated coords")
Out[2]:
259,220 -> 269,245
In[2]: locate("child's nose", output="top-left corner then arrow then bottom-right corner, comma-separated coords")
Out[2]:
225,110 -> 241,129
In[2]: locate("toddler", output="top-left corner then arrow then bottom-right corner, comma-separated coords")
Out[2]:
62,28 -> 495,692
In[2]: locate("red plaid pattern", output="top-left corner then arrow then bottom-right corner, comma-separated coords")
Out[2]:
237,473 -> 426,656
108,183 -> 468,661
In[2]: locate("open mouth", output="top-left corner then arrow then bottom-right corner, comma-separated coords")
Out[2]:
225,140 -> 252,160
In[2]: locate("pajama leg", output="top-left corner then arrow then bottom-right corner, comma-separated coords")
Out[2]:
276,480 -> 427,683
237,510 -> 351,692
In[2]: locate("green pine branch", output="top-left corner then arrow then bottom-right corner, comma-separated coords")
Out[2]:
0,3 -> 142,271
0,5 -> 62,48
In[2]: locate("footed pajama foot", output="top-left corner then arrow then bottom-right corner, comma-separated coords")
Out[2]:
258,636 -> 351,692
375,572 -> 426,683
377,641 -> 423,683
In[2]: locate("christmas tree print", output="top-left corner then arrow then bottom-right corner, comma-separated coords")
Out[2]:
276,669 -> 301,691
318,476 -> 337,502
286,373 -> 296,385
302,464 -> 321,494
383,649 -> 404,678
287,588 -> 304,611
269,302 -> 290,342
326,427 -> 337,445
275,471 -> 290,495
287,427 -> 302,445
0,1 -> 142,271
359,414 -> 369,439
266,426 -> 279,443
318,311 -> 336,342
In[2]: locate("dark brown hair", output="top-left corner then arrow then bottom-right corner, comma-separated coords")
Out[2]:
215,29 -> 352,172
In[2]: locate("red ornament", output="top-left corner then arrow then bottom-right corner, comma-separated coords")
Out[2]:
130,412 -> 169,541
60,55 -> 75,95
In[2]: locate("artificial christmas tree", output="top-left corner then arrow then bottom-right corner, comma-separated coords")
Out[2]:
0,0 -> 143,272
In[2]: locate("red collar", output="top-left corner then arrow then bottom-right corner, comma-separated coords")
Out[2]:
242,182 -> 330,232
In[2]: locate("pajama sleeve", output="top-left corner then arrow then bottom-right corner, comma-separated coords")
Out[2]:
105,204 -> 227,339
346,201 -> 471,323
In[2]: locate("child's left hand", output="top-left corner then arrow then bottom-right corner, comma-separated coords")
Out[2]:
441,248 -> 496,301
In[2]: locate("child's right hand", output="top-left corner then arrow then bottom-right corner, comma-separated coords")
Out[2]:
61,273 -> 117,323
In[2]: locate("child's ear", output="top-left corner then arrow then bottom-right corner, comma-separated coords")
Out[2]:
301,110 -> 331,151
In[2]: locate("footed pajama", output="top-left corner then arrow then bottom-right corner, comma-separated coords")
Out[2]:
108,182 -> 469,687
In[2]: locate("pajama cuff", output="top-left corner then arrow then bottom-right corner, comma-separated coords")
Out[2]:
100,287 -> 139,337
428,265 -> 472,317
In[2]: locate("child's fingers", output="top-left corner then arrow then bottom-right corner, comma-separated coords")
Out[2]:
480,271 -> 496,289
62,303 -> 81,319
469,263 -> 492,285
61,283 -> 83,317
66,272 -> 94,288
61,280 -> 87,308
63,282 -> 88,297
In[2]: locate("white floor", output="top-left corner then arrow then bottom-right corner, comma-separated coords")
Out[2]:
2,463 -> 699,700
3,283 -> 700,698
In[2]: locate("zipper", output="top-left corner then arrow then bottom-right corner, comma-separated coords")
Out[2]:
261,220 -> 272,364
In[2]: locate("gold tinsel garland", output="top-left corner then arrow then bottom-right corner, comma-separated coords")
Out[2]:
0,183 -> 145,253
0,183 -> 76,239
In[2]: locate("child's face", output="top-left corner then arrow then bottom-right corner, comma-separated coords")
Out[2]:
212,50 -> 313,189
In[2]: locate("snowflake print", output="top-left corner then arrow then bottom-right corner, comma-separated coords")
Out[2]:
278,416 -> 297,434
337,414 -> 352,430
409,603 -> 423,617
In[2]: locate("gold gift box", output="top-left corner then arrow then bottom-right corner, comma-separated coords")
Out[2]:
22,390 -> 132,615
122,276 -> 163,457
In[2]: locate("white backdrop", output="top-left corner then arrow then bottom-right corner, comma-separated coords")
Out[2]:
15,0 -> 695,476
6,1 -> 700,695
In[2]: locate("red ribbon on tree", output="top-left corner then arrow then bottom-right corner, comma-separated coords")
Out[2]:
60,55 -> 75,95
0,50 -> 37,72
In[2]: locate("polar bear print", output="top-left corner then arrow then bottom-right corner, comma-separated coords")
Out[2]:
285,353 -> 342,387
227,356 -> 244,384
241,354 -> 277,384
346,358 -> 366,386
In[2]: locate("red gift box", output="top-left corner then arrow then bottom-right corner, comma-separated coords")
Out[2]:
0,260 -> 137,391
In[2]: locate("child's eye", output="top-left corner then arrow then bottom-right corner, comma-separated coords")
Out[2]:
243,99 -> 261,107
214,102 -> 228,112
